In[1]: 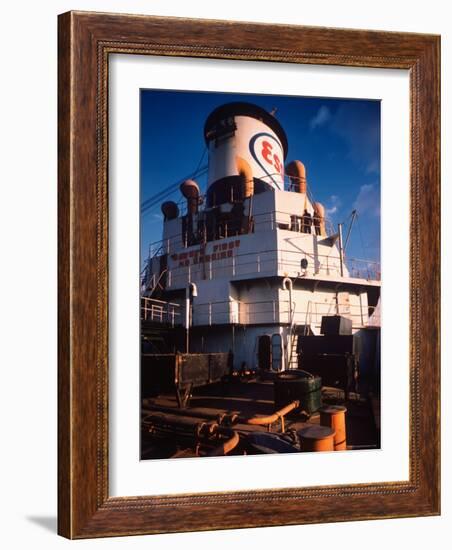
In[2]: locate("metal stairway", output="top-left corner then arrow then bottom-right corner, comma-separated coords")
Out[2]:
146,268 -> 168,297
288,333 -> 299,369
288,321 -> 317,369
142,244 -> 168,297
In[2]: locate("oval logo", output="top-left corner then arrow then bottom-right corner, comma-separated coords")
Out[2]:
249,132 -> 284,189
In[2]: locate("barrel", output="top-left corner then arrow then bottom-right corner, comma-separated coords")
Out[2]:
298,425 -> 335,452
319,405 -> 347,450
274,370 -> 322,415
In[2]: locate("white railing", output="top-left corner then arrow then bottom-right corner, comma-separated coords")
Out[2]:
153,249 -> 380,290
192,299 -> 379,328
141,297 -> 181,327
143,207 -> 337,261
140,295 -> 379,329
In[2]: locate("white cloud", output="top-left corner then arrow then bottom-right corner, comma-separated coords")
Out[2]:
325,194 -> 341,216
366,159 -> 379,174
353,184 -> 380,217
309,105 -> 331,130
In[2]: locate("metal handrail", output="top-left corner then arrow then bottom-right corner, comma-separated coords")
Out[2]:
140,295 -> 379,328
193,299 -> 378,327
159,252 -> 380,289
147,210 -> 379,276
144,207 -> 340,256
141,297 -> 181,326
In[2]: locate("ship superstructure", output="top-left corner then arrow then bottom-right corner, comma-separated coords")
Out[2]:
142,102 -> 380,373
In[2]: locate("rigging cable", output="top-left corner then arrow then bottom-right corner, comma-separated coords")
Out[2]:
141,144 -> 209,215
141,166 -> 208,218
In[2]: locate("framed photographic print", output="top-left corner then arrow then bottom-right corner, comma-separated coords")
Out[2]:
58,11 -> 440,538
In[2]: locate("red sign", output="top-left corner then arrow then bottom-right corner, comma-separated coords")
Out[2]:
172,240 -> 240,268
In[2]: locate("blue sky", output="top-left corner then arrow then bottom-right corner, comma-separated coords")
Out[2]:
140,90 -> 380,270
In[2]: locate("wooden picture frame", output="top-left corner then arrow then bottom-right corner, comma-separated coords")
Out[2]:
58,11 -> 440,538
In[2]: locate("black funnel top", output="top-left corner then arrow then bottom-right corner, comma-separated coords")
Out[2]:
204,102 -> 288,158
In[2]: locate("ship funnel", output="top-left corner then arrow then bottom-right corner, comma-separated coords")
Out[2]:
180,179 -> 200,215
313,202 -> 327,237
161,200 -> 179,220
235,156 -> 254,200
286,160 -> 306,194
203,102 -> 288,206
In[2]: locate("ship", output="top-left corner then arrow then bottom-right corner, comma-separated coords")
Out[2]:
140,102 -> 381,458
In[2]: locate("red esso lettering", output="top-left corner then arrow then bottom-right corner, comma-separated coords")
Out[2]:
261,140 -> 273,165
273,154 -> 282,174
262,141 -> 283,175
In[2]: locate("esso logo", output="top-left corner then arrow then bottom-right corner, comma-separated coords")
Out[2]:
260,139 -> 283,175
249,132 -> 284,188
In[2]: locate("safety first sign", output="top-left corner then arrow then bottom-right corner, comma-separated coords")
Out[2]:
171,240 -> 241,268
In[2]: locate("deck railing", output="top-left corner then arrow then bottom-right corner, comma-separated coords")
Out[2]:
141,296 -> 379,329
141,297 -> 181,326
145,249 -> 380,290
145,207 -> 338,259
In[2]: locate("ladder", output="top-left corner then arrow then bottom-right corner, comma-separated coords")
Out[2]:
286,301 -> 298,369
288,331 -> 299,369
286,302 -> 319,369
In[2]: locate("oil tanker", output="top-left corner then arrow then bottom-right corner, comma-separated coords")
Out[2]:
140,102 -> 381,458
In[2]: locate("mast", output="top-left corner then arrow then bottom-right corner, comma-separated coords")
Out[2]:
338,223 -> 345,277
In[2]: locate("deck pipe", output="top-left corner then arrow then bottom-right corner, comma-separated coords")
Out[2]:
208,427 -> 240,457
144,399 -> 300,439
242,399 -> 300,432
143,404 -> 234,425
185,282 -> 198,353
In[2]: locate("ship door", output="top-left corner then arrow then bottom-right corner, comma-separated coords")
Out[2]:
257,335 -> 271,371
271,334 -> 282,371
